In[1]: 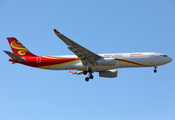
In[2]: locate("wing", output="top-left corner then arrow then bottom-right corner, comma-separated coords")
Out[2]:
54,29 -> 101,66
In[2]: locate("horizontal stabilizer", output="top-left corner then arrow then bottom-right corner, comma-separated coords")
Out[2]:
4,50 -> 26,62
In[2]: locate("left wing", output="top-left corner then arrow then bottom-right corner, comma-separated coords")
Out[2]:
54,29 -> 101,66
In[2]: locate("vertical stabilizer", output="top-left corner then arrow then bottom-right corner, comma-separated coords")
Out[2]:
7,37 -> 36,57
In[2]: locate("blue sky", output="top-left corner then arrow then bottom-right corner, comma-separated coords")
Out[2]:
1,0 -> 175,120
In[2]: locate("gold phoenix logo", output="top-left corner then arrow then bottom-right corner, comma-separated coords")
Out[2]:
10,40 -> 30,55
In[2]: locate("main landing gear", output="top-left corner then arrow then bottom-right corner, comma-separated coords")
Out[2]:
84,67 -> 94,82
154,66 -> 157,73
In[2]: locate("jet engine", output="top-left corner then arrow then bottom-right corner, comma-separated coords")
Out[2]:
99,70 -> 118,78
96,58 -> 116,66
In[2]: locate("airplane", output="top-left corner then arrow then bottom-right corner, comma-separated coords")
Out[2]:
4,29 -> 172,82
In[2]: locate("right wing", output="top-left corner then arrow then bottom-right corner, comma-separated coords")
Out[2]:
54,29 -> 101,66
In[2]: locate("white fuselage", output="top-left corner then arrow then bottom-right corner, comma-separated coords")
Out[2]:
47,52 -> 172,71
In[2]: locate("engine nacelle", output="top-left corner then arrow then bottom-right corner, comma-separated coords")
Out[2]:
96,58 -> 116,66
99,70 -> 118,78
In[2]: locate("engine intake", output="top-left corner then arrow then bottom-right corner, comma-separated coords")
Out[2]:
96,58 -> 116,66
99,70 -> 118,78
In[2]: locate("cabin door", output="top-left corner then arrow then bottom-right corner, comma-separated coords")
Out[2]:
155,54 -> 159,59
37,57 -> 41,63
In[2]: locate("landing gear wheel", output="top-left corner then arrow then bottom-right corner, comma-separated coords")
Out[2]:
83,71 -> 87,75
89,74 -> 94,79
154,69 -> 157,73
85,77 -> 89,82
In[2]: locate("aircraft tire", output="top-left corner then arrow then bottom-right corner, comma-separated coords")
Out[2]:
85,77 -> 89,82
154,69 -> 157,73
83,71 -> 87,75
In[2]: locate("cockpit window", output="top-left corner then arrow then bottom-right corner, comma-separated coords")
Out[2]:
160,55 -> 168,57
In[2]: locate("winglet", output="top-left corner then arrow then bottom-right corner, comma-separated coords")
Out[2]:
53,29 -> 60,34
69,71 -> 74,74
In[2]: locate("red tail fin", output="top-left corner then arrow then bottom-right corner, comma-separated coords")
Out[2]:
7,37 -> 36,57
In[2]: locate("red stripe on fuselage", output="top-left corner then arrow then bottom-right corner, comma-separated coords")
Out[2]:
9,56 -> 77,68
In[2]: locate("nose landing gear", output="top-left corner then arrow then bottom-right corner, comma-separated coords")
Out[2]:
154,66 -> 157,73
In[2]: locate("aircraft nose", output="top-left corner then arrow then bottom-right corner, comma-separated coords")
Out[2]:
167,57 -> 172,63
166,57 -> 173,63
